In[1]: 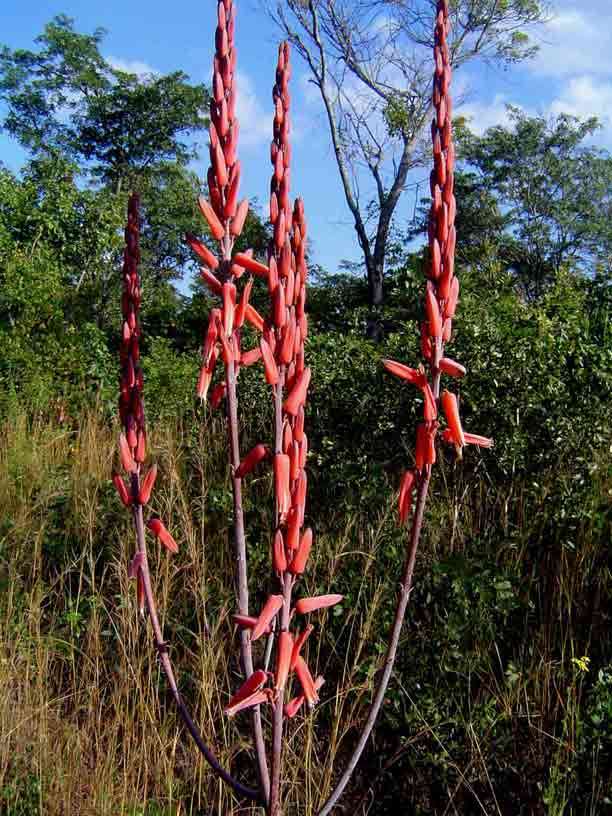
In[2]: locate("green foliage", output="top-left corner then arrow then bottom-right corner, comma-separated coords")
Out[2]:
456,109 -> 612,296
0,15 -> 207,191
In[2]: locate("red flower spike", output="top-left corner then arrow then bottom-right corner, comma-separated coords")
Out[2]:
383,360 -> 421,384
442,318 -> 452,343
233,252 -> 269,278
283,367 -> 311,415
186,234 -> 219,270
113,473 -> 132,507
294,655 -> 319,708
273,529 -> 287,573
198,196 -> 225,240
275,631 -> 294,691
398,470 -> 416,525
259,337 -> 279,385
285,508 -> 301,552
289,527 -> 312,575
441,390 -> 465,447
138,464 -> 158,505
251,595 -> 284,641
147,517 -> 178,554
415,423 -> 436,470
439,357 -> 466,378
235,444 -> 270,479
290,624 -> 313,669
274,454 -> 291,519
119,433 -> 136,473
294,594 -> 343,615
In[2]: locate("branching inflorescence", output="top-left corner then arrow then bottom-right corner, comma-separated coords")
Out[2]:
113,1 -> 492,814
317,2 -> 492,813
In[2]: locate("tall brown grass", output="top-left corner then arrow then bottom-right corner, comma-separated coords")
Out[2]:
0,409 -> 609,814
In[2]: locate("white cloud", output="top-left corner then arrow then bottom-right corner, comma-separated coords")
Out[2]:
458,94 -> 520,135
549,75 -> 612,144
529,8 -> 612,78
235,70 -> 273,148
107,56 -> 160,79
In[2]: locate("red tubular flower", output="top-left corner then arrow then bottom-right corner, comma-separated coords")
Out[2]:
198,196 -> 225,240
441,390 -> 465,447
230,198 -> 249,237
260,337 -> 280,385
464,432 -> 494,448
275,631 -> 294,691
147,517 -> 178,554
210,381 -> 226,409
119,433 -> 136,473
225,690 -> 270,718
232,251 -> 269,278
138,464 -> 158,505
113,473 -> 132,507
225,669 -> 268,716
398,470 -> 416,525
382,360 -> 421,383
233,614 -> 273,635
235,277 -> 253,329
235,444 -> 270,479
186,233 -> 219,270
290,624 -> 313,669
241,346 -> 263,367
425,286 -> 443,337
288,527 -> 312,574
294,594 -> 343,615
283,367 -> 311,415
294,655 -> 319,708
284,677 -> 324,719
222,281 -> 236,336
273,529 -> 287,573
200,266 -> 223,296
274,454 -> 291,518
439,357 -> 466,378
251,595 -> 284,641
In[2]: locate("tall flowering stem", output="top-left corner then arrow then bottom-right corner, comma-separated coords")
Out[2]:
317,2 -> 492,813
186,0 -> 272,798
114,194 -> 261,804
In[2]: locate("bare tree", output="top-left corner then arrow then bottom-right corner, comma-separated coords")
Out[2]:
266,0 -> 549,311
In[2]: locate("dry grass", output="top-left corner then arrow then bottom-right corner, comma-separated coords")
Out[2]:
0,410 -> 609,814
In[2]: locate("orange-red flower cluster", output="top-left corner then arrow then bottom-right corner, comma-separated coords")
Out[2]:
113,194 -> 179,611
383,0 -> 492,524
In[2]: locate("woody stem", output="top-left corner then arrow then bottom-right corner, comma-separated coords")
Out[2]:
225,359 -> 271,802
317,367 -> 442,815
130,478 -> 262,803
269,376 -> 290,816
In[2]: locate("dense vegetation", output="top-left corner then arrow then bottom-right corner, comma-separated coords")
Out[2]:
0,15 -> 610,816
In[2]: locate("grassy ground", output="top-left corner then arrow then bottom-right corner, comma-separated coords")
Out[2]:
0,409 -> 610,814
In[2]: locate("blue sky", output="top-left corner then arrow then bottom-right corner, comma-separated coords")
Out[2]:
1,1 -> 611,277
